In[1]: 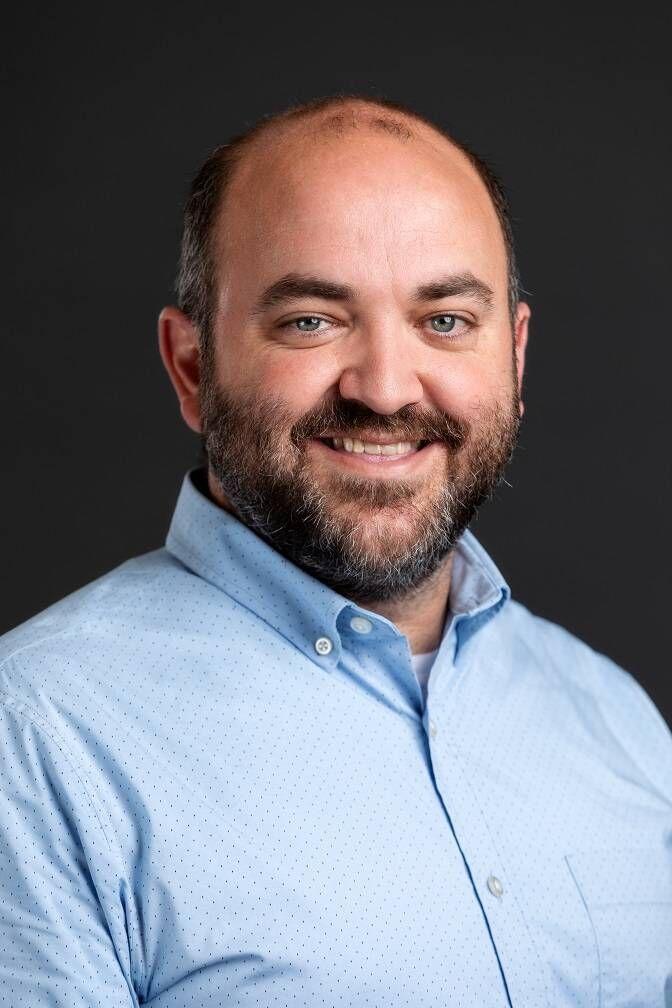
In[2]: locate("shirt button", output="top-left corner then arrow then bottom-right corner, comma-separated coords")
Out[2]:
487,875 -> 504,899
350,616 -> 373,634
428,719 -> 437,739
314,636 -> 333,656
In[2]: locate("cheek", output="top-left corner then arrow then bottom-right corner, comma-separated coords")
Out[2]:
246,351 -> 339,416
427,354 -> 511,421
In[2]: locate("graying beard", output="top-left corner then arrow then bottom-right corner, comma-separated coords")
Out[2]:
211,446 -> 469,601
202,386 -> 517,602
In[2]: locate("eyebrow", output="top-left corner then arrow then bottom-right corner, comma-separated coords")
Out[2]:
251,274 -> 358,314
251,269 -> 494,314
412,272 -> 494,308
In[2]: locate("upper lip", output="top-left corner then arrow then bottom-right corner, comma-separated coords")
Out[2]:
319,433 -> 427,445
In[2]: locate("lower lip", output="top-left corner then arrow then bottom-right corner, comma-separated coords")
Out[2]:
309,439 -> 440,473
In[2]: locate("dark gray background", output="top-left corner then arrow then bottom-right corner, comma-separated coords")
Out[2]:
4,5 -> 670,725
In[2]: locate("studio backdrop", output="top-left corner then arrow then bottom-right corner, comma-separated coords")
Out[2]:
4,4 -> 670,725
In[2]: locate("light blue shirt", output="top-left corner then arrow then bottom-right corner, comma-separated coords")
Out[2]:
1,469 -> 671,1006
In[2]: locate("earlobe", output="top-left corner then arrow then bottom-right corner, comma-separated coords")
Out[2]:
158,306 -> 202,434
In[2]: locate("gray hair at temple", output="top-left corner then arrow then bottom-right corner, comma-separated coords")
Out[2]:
176,95 -> 521,355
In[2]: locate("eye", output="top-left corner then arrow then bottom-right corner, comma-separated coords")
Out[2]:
429,314 -> 458,334
283,316 -> 327,333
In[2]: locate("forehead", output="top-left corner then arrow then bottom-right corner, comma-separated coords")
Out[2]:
215,116 -> 507,300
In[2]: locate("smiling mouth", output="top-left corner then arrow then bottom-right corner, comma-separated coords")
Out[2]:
312,433 -> 437,463
317,436 -> 432,457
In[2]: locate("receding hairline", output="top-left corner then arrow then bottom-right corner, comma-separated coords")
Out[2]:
212,97 -> 509,288
220,97 -> 481,200
176,95 -> 521,342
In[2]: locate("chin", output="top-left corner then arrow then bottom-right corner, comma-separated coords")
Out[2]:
339,510 -> 429,551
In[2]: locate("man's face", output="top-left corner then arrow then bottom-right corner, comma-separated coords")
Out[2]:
199,123 -> 527,602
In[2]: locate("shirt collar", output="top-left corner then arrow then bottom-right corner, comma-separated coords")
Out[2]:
165,469 -> 510,667
447,526 -> 511,658
165,469 -> 348,671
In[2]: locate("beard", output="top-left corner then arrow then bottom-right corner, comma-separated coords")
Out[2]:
199,366 -> 520,604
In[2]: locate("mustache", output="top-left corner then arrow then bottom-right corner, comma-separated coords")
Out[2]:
291,398 -> 469,449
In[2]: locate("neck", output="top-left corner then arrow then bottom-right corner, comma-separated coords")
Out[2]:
352,556 -> 452,655
205,467 -> 452,656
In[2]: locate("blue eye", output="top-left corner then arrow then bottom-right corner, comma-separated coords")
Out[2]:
430,315 -> 457,333
293,316 -> 323,332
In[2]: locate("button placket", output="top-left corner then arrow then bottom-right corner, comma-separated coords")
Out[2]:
427,711 -> 550,1006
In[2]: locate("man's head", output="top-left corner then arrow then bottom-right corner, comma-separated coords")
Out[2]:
160,95 -> 530,603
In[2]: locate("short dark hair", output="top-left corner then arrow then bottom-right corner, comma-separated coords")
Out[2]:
176,95 -> 520,351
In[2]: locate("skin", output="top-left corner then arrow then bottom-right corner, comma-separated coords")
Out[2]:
159,108 -> 530,654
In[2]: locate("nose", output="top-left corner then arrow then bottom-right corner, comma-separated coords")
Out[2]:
337,325 -> 425,415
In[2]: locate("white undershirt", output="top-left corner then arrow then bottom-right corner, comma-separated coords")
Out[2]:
411,649 -> 438,705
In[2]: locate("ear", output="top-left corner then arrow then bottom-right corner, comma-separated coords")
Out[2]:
513,302 -> 530,418
158,306 -> 202,433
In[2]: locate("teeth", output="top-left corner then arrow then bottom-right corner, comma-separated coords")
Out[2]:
330,438 -> 419,455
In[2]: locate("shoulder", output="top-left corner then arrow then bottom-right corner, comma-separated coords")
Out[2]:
2,548 -> 177,656
498,598 -> 672,797
0,547 -> 231,702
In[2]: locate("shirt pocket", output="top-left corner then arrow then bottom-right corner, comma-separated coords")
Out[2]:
565,848 -> 672,1008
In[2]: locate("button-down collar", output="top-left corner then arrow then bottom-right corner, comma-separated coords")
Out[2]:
165,469 -> 510,667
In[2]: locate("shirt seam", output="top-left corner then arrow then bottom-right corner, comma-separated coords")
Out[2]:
564,855 -> 603,1007
0,627 -> 92,667
0,687 -> 143,1002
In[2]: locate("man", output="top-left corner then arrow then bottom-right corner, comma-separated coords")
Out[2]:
1,95 -> 670,1007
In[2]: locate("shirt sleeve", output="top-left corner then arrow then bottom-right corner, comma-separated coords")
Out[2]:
0,696 -> 138,1007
